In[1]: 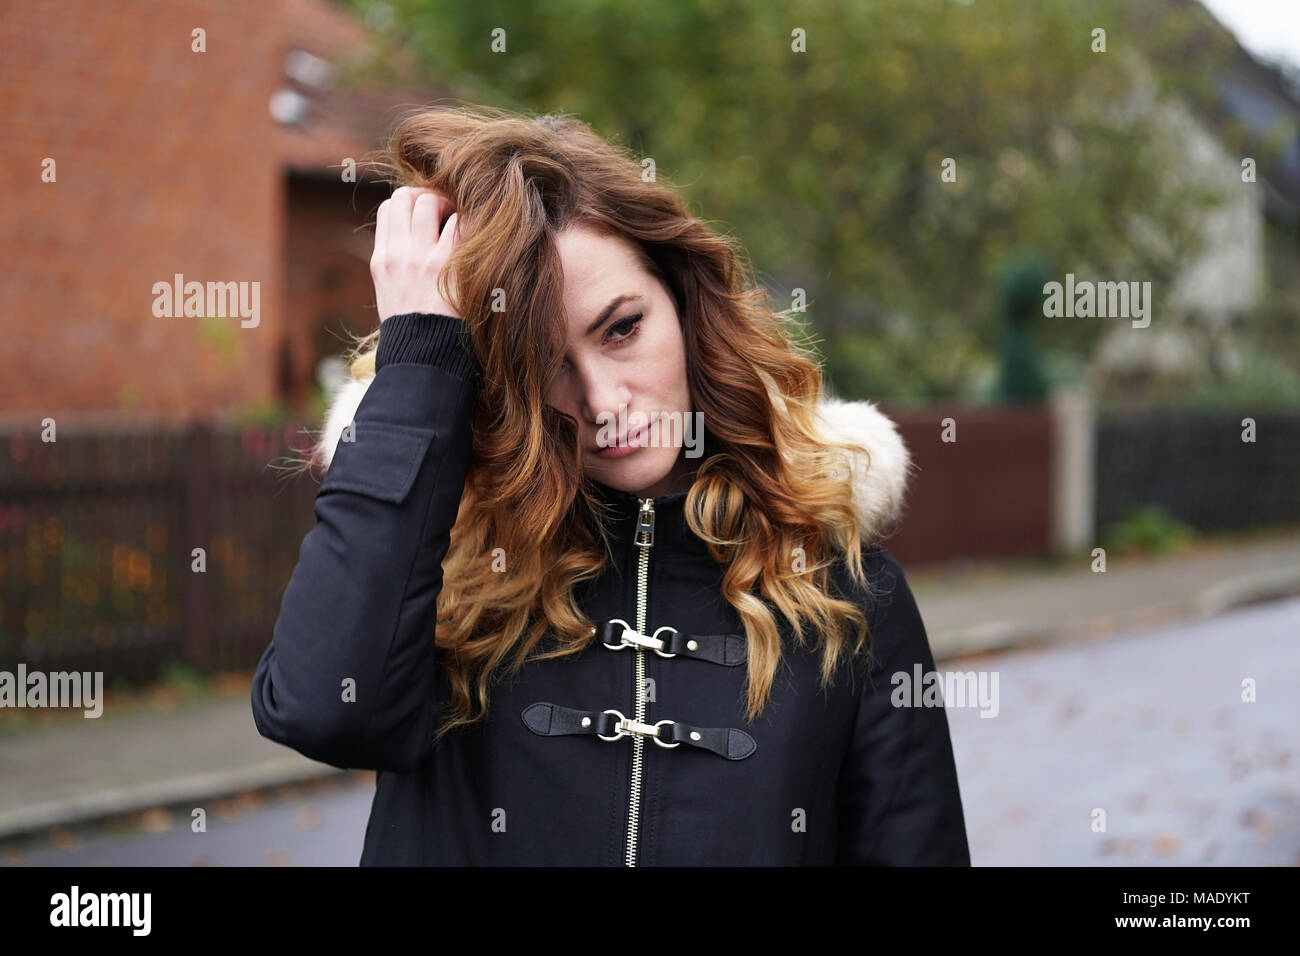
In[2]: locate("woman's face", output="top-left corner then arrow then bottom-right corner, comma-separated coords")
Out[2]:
547,224 -> 696,499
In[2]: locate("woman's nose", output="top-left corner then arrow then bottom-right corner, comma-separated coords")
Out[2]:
579,381 -> 632,429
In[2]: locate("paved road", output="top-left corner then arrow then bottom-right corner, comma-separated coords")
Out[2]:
0,776 -> 375,867
5,597 -> 1298,866
950,595 -> 1300,866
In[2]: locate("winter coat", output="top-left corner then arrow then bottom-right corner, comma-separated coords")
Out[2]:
250,311 -> 970,866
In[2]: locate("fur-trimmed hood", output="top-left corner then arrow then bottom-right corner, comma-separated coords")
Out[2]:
314,375 -> 912,542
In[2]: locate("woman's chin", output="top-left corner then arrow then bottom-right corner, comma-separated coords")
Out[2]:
592,451 -> 696,499
586,451 -> 676,496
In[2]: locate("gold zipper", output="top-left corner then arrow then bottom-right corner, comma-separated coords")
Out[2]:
625,496 -> 655,866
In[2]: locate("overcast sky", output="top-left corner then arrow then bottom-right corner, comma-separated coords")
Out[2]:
1197,0 -> 1300,71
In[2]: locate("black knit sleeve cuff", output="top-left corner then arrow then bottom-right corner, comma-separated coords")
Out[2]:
375,312 -> 480,381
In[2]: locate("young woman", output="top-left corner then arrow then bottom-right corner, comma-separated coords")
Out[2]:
251,105 -> 970,866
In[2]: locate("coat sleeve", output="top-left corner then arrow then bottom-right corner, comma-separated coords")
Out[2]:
250,312 -> 480,773
835,546 -> 972,865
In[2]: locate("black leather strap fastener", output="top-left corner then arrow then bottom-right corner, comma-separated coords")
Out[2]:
520,702 -> 619,738
520,701 -> 757,760
657,720 -> 757,760
659,629 -> 747,665
595,620 -> 747,666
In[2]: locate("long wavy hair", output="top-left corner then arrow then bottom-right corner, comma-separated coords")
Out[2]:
308,104 -> 878,744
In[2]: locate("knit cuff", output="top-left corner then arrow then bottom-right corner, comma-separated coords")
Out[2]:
375,312 -> 480,382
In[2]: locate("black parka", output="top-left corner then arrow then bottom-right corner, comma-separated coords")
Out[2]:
251,311 -> 970,866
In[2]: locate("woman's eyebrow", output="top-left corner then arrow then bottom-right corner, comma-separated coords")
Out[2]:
585,293 -> 643,336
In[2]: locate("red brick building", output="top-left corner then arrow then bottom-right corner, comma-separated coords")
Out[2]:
0,0 -> 444,421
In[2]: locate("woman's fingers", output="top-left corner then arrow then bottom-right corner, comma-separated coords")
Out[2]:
382,186 -> 416,257
371,186 -> 464,321
439,210 -> 460,250
437,211 -> 461,302
390,186 -> 454,251
410,190 -> 439,250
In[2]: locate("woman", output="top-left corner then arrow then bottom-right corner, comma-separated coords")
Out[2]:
251,105 -> 970,866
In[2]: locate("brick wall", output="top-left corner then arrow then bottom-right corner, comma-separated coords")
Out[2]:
0,0 -> 284,420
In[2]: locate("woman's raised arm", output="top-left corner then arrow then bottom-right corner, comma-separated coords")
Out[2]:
251,187 -> 479,772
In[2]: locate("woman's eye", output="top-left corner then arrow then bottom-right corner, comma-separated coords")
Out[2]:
606,313 -> 643,346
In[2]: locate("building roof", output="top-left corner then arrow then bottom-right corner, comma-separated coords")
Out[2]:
271,0 -> 454,180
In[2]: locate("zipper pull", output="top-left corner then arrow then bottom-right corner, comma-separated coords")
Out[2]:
636,498 -> 655,548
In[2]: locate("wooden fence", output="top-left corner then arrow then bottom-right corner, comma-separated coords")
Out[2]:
2,405 -> 1295,680
0,422 -> 318,684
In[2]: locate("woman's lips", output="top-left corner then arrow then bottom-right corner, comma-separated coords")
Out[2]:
591,420 -> 652,458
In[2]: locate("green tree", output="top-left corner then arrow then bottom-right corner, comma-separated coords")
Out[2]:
339,0 -> 1235,399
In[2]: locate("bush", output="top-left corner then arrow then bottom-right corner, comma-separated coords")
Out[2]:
1101,505 -> 1195,556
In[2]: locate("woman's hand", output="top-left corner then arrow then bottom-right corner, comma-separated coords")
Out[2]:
372,186 -> 463,322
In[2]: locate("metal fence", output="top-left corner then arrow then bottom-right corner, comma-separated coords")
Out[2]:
1095,409 -> 1300,535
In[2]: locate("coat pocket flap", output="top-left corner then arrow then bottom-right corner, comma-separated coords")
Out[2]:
318,421 -> 438,505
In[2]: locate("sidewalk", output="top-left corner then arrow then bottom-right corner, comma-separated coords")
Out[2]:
2,531 -> 1299,842
908,530 -> 1300,658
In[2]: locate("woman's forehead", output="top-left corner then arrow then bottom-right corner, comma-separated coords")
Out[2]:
557,234 -> 651,317
557,224 -> 641,274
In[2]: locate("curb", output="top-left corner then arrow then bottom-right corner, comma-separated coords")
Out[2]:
0,757 -> 349,843
1191,564 -> 1300,618
931,565 -> 1300,663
